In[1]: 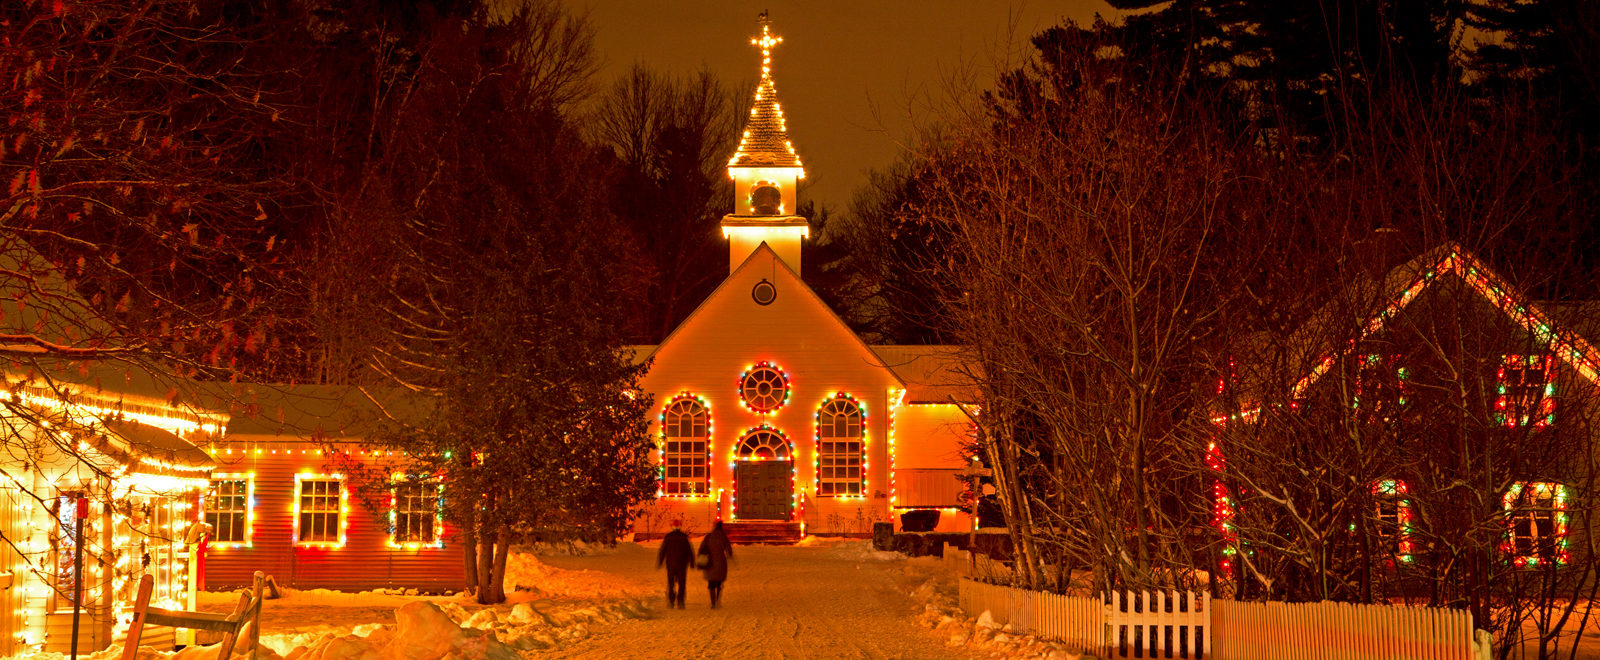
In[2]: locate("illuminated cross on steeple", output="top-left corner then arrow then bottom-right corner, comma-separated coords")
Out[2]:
723,11 -> 808,275
754,14 -> 782,79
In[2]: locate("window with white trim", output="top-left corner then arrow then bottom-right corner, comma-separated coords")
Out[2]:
297,478 -> 343,545
817,398 -> 863,496
205,477 -> 250,544
1370,479 -> 1413,558
1504,482 -> 1567,566
663,399 -> 709,495
1496,355 -> 1555,428
393,481 -> 439,544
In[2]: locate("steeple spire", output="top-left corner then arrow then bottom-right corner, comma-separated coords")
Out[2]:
729,13 -> 803,169
722,12 -> 809,275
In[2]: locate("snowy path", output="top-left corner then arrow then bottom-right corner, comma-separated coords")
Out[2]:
534,541 -> 973,660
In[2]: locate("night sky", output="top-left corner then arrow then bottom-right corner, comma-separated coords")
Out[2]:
583,1 -> 1123,212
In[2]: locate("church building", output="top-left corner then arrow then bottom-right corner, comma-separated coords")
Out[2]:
631,16 -> 975,542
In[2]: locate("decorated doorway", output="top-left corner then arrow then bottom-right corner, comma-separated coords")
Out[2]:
734,429 -> 793,520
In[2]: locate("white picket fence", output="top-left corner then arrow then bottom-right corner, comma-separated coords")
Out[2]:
945,545 -> 1491,660
958,579 -> 1209,657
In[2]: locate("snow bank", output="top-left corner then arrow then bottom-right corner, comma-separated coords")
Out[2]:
522,541 -> 621,557
503,548 -> 648,598
14,597 -> 654,660
909,570 -> 1103,660
826,540 -> 902,562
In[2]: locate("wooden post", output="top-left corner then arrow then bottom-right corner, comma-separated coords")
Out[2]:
69,494 -> 87,660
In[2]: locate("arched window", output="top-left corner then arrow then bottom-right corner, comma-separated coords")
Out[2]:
662,398 -> 709,495
737,428 -> 790,460
751,180 -> 782,215
817,398 -> 863,496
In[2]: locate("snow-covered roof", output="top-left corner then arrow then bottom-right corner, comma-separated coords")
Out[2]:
0,239 -> 226,438
214,383 -> 430,441
872,345 -> 979,404
1223,243 -> 1600,422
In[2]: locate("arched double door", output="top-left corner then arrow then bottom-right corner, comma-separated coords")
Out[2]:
733,429 -> 792,520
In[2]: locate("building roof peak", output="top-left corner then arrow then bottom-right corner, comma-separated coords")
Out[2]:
729,13 -> 803,169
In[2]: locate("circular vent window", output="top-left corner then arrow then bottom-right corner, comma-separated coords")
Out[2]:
752,279 -> 777,305
740,363 -> 789,412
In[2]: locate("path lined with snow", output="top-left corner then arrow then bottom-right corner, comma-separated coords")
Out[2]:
535,541 -> 972,660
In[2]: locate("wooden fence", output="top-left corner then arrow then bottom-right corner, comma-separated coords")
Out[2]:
950,551 -> 1491,660
1209,598 -> 1487,660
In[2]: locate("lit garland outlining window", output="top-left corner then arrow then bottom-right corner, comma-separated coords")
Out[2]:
739,362 -> 790,413
1353,354 -> 1409,414
1502,482 -> 1569,567
1496,355 -> 1555,428
729,425 -> 796,521
389,479 -> 443,549
204,474 -> 253,547
293,474 -> 347,547
1371,479 -> 1414,561
660,395 -> 712,496
815,394 -> 866,498
1205,441 -> 1238,573
735,426 -> 791,459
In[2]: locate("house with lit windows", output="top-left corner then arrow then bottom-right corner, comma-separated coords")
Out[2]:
1209,243 -> 1600,580
194,384 -> 462,593
0,243 -> 227,657
629,16 -> 978,543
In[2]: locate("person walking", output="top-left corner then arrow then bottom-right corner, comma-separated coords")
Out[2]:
697,520 -> 734,609
656,520 -> 693,609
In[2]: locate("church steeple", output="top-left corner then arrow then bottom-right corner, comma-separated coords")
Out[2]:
722,12 -> 808,275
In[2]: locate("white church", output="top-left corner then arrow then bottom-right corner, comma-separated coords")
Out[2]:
631,16 -> 975,542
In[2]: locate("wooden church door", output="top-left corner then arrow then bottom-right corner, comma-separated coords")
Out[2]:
735,461 -> 792,520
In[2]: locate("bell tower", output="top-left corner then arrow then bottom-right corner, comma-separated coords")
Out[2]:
723,12 -> 807,274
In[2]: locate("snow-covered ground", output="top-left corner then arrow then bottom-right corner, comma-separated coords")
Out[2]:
5,539 -> 1096,660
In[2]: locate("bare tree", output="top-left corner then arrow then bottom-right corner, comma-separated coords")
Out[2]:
900,35 -> 1254,592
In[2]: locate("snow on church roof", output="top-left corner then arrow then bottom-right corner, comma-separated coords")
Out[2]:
873,345 -> 980,404
728,14 -> 803,169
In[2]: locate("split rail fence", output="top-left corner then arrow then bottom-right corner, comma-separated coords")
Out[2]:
946,547 -> 1491,659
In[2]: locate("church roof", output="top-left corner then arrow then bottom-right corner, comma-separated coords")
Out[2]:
728,16 -> 803,169
872,345 -> 980,404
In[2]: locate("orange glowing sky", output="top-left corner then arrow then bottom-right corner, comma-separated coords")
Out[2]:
582,1 -> 1125,212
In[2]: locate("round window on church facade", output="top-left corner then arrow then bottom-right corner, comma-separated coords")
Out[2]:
752,279 -> 777,305
740,362 -> 789,412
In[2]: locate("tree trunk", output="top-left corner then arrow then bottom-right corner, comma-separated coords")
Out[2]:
477,493 -> 497,604
462,507 -> 479,596
491,524 -> 511,603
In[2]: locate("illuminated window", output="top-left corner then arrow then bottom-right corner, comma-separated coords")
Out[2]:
1503,482 -> 1568,566
741,363 -> 789,412
205,478 -> 250,544
1371,480 -> 1413,558
1354,354 -> 1408,416
817,398 -> 863,496
663,398 -> 709,495
737,428 -> 790,459
1496,355 -> 1555,428
393,482 -> 439,545
298,479 -> 343,544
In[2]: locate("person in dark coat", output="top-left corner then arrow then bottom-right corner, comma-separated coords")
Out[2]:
656,520 -> 694,609
697,520 -> 734,609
